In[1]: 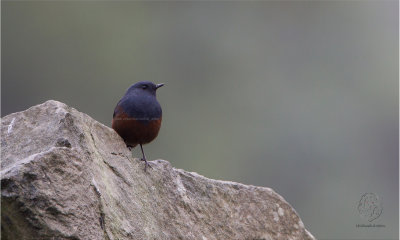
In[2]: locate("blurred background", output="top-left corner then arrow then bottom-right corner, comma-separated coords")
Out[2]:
2,1 -> 398,239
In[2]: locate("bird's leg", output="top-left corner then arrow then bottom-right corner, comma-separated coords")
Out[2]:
139,144 -> 152,172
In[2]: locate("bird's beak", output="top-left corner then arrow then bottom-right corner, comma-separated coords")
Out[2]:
156,83 -> 165,89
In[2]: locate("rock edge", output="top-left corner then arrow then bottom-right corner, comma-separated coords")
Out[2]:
1,100 -> 315,240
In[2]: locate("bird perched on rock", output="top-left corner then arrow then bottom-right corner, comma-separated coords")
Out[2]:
112,81 -> 164,171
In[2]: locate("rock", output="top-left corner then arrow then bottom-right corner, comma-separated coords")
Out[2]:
1,100 -> 316,240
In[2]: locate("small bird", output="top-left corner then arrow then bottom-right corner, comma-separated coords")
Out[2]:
112,81 -> 164,171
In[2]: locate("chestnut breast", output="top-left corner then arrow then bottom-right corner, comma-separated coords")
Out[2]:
112,91 -> 162,147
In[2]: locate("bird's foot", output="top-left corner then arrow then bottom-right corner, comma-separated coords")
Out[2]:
140,158 -> 152,172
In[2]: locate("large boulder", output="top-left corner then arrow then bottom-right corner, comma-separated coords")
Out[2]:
1,100 -> 315,240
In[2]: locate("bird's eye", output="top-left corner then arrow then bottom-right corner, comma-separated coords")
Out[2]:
142,85 -> 148,89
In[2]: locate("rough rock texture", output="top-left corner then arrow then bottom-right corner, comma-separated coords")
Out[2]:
1,100 -> 315,240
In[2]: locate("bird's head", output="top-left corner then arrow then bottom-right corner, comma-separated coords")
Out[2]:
127,81 -> 164,96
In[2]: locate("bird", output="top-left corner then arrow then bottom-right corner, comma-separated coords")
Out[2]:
112,81 -> 164,171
